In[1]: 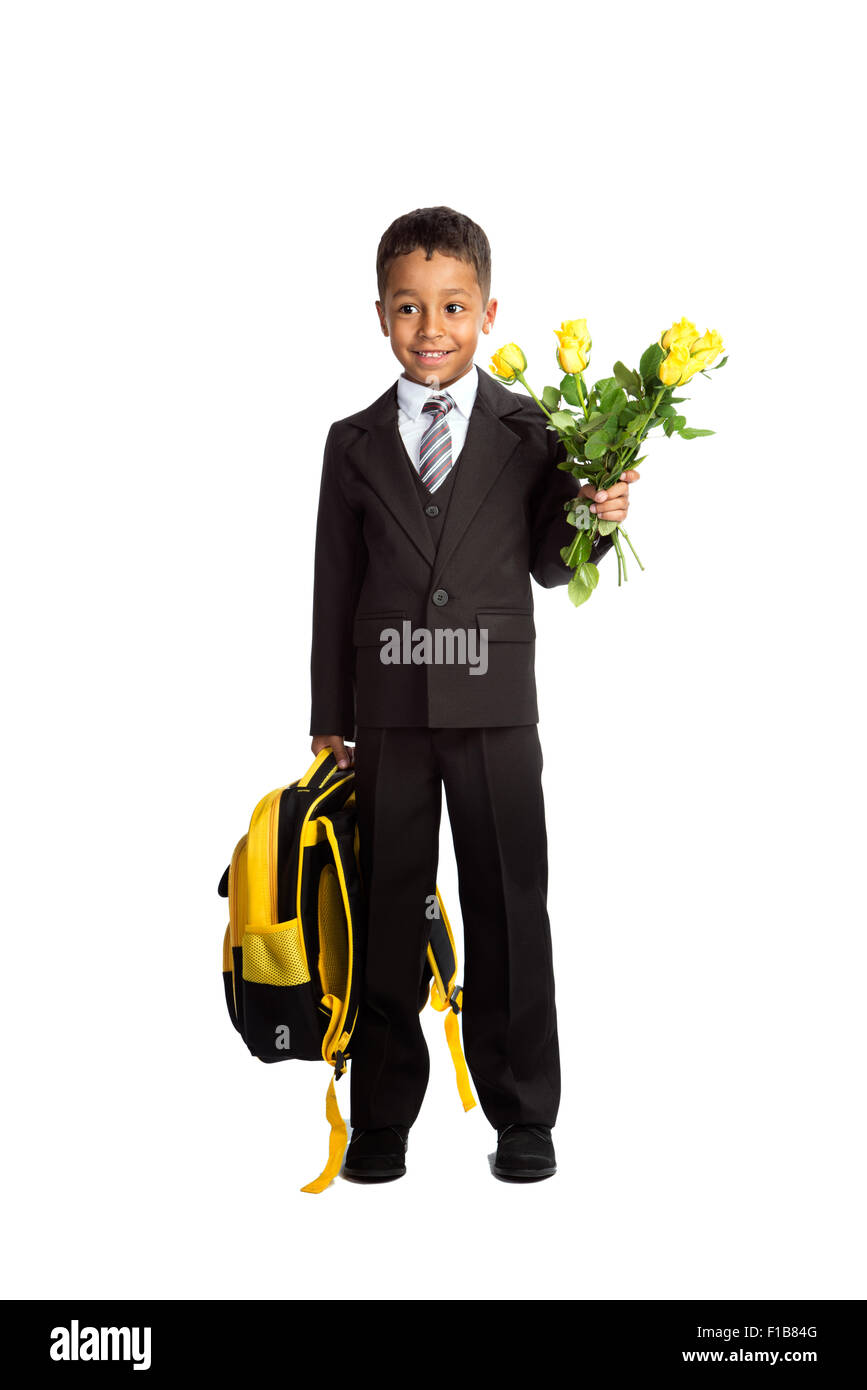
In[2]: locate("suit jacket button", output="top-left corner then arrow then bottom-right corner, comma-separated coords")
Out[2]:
425,504 -> 439,517
432,588 -> 448,606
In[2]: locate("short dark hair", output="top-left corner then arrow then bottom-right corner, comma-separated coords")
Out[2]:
376,206 -> 491,307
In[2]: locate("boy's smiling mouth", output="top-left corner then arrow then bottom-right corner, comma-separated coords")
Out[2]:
412,349 -> 453,361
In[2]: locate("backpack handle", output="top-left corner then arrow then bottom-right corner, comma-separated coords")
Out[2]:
297,747 -> 351,794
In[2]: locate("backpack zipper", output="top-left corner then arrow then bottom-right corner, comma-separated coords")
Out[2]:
268,790 -> 281,923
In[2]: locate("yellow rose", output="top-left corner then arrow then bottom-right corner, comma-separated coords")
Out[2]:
554,319 -> 592,375
689,328 -> 724,374
659,323 -> 724,385
558,318 -> 591,347
555,337 -> 589,374
660,317 -> 699,352
490,342 -> 527,383
658,340 -> 692,387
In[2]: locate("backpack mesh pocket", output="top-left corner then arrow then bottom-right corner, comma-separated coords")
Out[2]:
242,920 -> 310,987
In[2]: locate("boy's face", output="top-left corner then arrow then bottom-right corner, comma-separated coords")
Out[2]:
376,248 -> 497,390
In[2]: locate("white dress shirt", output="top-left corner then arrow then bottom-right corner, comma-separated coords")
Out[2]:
396,361 -> 479,488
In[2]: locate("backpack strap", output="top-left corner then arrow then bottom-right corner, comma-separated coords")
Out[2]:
300,1071 -> 348,1195
427,887 -> 476,1112
301,810 -> 358,1193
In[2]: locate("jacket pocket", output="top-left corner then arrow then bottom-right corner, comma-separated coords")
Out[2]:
475,609 -> 536,642
353,611 -> 408,646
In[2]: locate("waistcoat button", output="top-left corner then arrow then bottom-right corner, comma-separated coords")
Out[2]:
425,504 -> 439,517
432,589 -> 449,606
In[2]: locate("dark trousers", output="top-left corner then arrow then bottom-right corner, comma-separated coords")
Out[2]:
348,725 -> 560,1132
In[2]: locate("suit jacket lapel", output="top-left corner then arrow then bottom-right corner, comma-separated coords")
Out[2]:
346,367 -> 526,577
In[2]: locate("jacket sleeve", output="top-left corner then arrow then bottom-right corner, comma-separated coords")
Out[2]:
309,423 -> 368,739
529,429 -> 614,589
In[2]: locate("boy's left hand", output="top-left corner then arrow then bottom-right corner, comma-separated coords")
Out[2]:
579,468 -> 640,524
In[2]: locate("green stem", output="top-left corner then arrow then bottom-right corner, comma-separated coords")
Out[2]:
626,386 -> 667,464
613,529 -> 627,584
619,527 -> 644,571
515,371 -> 555,423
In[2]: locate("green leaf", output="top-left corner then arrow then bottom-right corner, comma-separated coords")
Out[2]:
639,343 -> 664,385
625,412 -> 651,435
600,383 -> 627,415
559,374 -> 581,408
596,519 -> 618,536
568,573 -> 594,607
549,409 -> 578,431
572,530 -> 592,563
584,432 -> 609,460
584,410 -> 610,435
578,561 -> 599,590
542,385 -> 561,411
613,361 -> 642,398
677,426 -> 716,438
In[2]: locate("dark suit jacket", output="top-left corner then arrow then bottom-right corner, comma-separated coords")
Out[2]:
309,365 -> 613,739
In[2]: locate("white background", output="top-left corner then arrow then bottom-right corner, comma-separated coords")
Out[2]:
2,0 -> 864,1301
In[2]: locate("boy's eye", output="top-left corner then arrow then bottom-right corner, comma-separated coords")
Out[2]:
396,303 -> 465,314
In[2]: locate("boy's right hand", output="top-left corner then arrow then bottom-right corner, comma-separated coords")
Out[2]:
311,734 -> 355,769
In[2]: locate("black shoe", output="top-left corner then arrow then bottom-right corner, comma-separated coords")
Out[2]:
342,1125 -> 409,1182
492,1124 -> 557,1180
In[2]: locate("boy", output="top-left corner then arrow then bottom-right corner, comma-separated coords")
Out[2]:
309,207 -> 636,1182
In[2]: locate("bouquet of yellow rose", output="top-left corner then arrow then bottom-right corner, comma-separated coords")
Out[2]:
490,318 -> 726,606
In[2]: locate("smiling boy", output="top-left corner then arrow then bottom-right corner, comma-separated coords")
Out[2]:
309,206 -> 636,1182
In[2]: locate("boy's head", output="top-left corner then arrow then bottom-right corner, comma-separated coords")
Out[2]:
375,206 -> 498,390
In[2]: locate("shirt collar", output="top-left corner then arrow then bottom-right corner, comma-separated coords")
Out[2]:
397,361 -> 479,422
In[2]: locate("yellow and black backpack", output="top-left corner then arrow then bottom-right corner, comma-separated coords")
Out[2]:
218,747 -> 476,1193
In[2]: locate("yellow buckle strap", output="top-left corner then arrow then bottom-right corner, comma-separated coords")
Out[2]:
320,994 -> 344,1062
429,982 -> 476,1112
300,1072 -> 348,1194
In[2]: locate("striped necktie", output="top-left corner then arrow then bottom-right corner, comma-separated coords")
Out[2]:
418,391 -> 456,492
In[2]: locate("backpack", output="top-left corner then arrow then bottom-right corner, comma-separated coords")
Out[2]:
218,747 -> 476,1192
